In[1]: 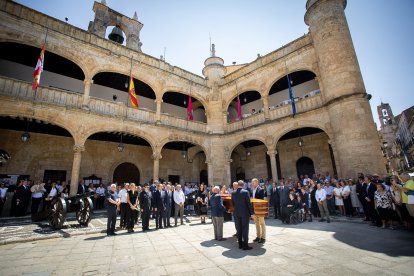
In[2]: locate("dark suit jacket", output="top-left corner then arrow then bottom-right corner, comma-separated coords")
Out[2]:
252,187 -> 265,200
270,187 -> 280,206
77,184 -> 86,195
139,191 -> 151,210
366,182 -> 377,201
154,190 -> 166,209
210,193 -> 227,217
231,188 -> 253,218
278,186 -> 290,206
165,191 -> 172,207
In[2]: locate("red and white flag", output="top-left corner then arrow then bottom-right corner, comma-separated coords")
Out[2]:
32,45 -> 45,91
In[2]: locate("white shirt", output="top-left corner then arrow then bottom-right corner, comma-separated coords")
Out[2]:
48,187 -> 58,198
0,187 -> 8,199
118,188 -> 128,203
174,190 -> 185,205
96,187 -> 105,196
252,187 -> 258,198
315,188 -> 327,202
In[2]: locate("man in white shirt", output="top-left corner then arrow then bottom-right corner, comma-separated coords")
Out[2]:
315,183 -> 330,223
95,184 -> 106,210
118,183 -> 129,229
30,182 -> 45,214
0,182 -> 8,216
173,184 -> 185,226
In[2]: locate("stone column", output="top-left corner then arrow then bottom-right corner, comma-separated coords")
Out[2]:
155,99 -> 162,123
262,95 -> 270,120
267,150 -> 278,181
70,144 -> 85,196
226,159 -> 232,186
206,160 -> 213,187
152,151 -> 162,182
82,78 -> 93,108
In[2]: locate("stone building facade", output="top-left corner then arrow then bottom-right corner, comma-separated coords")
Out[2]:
0,0 -> 386,195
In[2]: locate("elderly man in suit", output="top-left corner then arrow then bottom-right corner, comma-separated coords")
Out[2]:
210,186 -> 227,241
278,180 -> 290,221
164,184 -> 173,227
232,180 -> 254,250
251,178 -> 266,244
154,183 -> 167,229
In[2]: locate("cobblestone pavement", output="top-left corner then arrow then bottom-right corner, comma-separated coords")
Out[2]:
0,214 -> 413,276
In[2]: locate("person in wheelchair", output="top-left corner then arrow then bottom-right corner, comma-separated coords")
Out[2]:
300,187 -> 313,222
281,189 -> 298,224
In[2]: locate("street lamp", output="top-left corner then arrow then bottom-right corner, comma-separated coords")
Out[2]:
21,120 -> 30,143
117,133 -> 124,152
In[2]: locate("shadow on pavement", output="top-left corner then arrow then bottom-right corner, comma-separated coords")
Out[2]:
265,218 -> 414,257
200,237 -> 266,258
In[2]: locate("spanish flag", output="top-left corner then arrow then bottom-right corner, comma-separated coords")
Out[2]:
32,45 -> 45,91
128,76 -> 138,108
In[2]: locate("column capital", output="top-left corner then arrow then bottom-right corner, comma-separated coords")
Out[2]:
267,150 -> 277,156
73,144 -> 85,153
151,152 -> 162,160
83,78 -> 94,85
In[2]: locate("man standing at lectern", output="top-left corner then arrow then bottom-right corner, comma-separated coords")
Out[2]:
232,180 -> 254,250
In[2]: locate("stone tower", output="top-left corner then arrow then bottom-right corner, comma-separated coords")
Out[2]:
88,1 -> 143,52
305,0 -> 385,176
377,103 -> 397,159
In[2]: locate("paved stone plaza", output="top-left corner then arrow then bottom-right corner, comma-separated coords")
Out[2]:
0,217 -> 413,276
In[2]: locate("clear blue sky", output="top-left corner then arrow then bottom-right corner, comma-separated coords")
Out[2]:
14,0 -> 414,127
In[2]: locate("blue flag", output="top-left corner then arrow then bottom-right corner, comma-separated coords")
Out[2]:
287,74 -> 296,116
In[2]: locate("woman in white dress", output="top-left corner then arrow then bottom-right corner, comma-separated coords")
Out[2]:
333,181 -> 344,216
340,180 -> 352,217
350,180 -> 362,215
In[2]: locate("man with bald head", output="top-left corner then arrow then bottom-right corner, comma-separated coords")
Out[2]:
210,186 -> 227,241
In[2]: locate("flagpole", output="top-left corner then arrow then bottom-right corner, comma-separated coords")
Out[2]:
126,56 -> 133,109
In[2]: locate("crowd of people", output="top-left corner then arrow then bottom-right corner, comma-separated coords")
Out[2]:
1,172 -> 413,244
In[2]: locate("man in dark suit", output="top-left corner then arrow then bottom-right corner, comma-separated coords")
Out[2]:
77,180 -> 87,195
251,178 -> 266,244
232,180 -> 253,250
270,182 -> 280,219
356,176 -> 368,220
139,183 -> 152,231
154,183 -> 166,229
163,183 -> 173,227
278,181 -> 290,221
363,176 -> 380,226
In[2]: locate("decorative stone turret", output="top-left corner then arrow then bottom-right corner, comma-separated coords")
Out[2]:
305,0 -> 365,102
305,0 -> 384,177
202,44 -> 226,85
88,1 -> 143,52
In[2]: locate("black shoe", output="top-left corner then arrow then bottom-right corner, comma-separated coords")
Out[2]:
217,238 -> 227,241
253,237 -> 260,242
274,217 -> 278,219
239,244 -> 242,249
258,238 -> 265,244
242,246 -> 253,250
327,219 -> 330,223
111,232 -> 117,236
319,219 -> 325,222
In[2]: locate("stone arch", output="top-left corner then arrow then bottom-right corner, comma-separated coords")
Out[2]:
273,121 -> 333,151
160,87 -> 208,111
296,156 -> 315,178
82,126 -> 156,152
224,89 -> 263,115
228,136 -> 269,159
158,136 -> 210,161
0,113 -> 77,145
0,40 -> 89,80
265,68 -> 320,97
90,67 -> 159,96
111,161 -> 141,184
